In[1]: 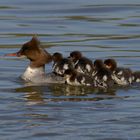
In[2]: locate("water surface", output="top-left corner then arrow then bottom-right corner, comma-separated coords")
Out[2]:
0,0 -> 140,139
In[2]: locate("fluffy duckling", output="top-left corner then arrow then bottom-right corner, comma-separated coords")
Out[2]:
68,51 -> 94,75
64,69 -> 95,86
132,71 -> 140,83
93,59 -> 115,88
104,59 -> 133,86
52,52 -> 73,76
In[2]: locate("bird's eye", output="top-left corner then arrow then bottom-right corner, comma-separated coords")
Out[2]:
22,45 -> 29,52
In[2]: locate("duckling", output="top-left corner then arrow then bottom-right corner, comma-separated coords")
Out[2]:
132,71 -> 140,83
64,69 -> 95,86
104,59 -> 133,86
93,59 -> 115,88
52,52 -> 73,76
68,51 -> 94,75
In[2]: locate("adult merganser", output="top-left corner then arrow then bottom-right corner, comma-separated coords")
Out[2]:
52,52 -> 73,76
5,36 -> 65,84
68,51 -> 94,75
104,59 -> 133,86
93,59 -> 115,88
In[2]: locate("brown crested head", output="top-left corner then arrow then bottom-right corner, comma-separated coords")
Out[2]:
52,52 -> 63,62
18,36 -> 52,67
17,36 -> 41,59
104,59 -> 117,71
5,36 -> 52,68
94,59 -> 104,70
69,51 -> 82,62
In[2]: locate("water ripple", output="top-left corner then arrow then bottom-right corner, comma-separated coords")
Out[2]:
0,0 -> 140,140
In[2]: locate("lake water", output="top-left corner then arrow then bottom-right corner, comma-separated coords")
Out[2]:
0,0 -> 140,139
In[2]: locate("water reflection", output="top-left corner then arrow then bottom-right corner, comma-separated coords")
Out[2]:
15,82 -> 120,105
15,85 -> 45,105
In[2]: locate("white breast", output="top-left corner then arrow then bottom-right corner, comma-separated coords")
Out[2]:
21,66 -> 45,82
21,66 -> 65,84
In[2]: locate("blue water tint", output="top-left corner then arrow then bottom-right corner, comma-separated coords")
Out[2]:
0,0 -> 140,140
